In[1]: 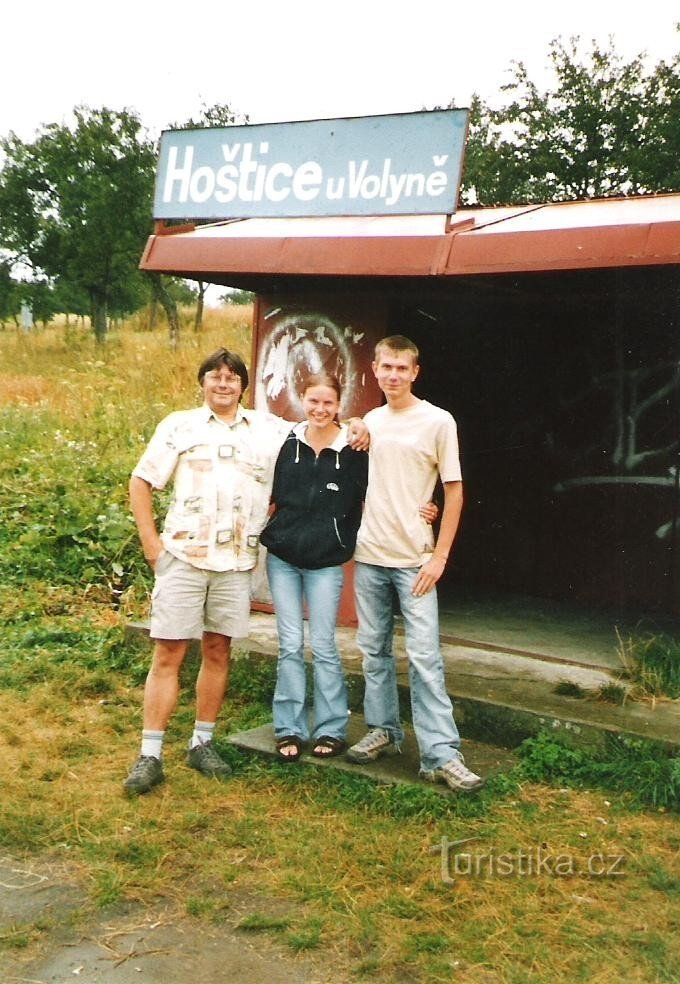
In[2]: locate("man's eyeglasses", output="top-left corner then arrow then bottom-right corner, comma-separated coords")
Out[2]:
204,372 -> 241,384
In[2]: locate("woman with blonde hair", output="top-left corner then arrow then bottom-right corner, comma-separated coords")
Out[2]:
261,373 -> 367,761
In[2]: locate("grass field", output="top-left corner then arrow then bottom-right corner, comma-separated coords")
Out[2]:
0,313 -> 678,982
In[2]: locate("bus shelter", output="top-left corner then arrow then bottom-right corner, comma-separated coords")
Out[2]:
140,194 -> 680,621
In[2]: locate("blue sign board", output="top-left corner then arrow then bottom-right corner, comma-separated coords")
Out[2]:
153,110 -> 469,220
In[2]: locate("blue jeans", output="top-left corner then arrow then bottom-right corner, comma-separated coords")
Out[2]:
267,552 -> 348,741
354,561 -> 461,771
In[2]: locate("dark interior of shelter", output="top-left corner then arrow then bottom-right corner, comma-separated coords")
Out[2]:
252,263 -> 680,627
400,265 -> 680,620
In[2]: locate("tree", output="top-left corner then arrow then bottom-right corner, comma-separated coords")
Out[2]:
166,102 -> 250,332
222,288 -> 255,306
634,50 -> 680,192
458,34 -> 680,206
0,107 -> 157,342
0,257 -> 19,327
457,94 -> 529,207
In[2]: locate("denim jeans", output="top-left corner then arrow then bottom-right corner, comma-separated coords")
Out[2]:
354,561 -> 461,771
267,551 -> 348,741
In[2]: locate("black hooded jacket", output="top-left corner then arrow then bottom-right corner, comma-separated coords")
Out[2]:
260,424 -> 368,569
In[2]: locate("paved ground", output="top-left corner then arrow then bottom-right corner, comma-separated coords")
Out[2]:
129,585 -> 680,749
0,855 -> 348,984
433,585 -> 647,670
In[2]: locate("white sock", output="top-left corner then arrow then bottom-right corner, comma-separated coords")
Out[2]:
141,730 -> 164,759
190,720 -> 215,749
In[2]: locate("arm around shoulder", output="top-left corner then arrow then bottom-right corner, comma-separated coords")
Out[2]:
346,417 -> 370,451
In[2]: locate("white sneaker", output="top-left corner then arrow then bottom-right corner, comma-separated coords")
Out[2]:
346,728 -> 396,763
419,756 -> 484,792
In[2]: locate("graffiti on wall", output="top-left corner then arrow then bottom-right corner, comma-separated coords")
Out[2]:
250,301 -> 384,610
553,355 -> 680,541
254,306 -> 382,421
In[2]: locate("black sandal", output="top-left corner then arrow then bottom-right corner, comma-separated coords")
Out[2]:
311,736 -> 347,758
276,736 -> 303,763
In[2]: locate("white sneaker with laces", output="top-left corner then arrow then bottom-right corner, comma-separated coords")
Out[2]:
419,756 -> 484,792
346,728 -> 396,763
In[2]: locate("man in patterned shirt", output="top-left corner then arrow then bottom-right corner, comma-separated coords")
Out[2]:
123,348 -> 292,794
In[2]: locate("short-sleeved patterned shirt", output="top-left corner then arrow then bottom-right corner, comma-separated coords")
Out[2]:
132,404 -> 290,572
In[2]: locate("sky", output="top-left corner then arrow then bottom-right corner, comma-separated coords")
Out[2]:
3,0 -> 678,142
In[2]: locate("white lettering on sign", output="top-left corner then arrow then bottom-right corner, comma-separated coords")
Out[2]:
161,143 -> 450,210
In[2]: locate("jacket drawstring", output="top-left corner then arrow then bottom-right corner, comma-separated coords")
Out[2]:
293,436 -> 340,467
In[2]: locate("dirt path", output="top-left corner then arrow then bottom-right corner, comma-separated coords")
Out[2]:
0,855 -> 348,983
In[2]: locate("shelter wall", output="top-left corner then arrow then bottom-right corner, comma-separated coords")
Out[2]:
251,266 -> 680,617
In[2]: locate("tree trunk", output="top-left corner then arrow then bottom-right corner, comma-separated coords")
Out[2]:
147,273 -> 180,346
194,281 -> 206,332
91,291 -> 108,344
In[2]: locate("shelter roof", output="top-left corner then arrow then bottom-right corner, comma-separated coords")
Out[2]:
139,194 -> 680,287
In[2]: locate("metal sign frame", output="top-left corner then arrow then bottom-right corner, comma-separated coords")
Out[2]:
153,109 -> 469,221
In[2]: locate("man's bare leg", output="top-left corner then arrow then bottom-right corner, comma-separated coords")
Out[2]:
195,631 -> 231,721
124,639 -> 188,795
186,631 -> 233,778
143,638 -> 189,729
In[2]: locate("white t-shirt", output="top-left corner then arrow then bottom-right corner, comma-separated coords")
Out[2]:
354,399 -> 462,568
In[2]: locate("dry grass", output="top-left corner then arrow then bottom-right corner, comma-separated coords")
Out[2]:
0,305 -> 254,417
0,655 -> 678,982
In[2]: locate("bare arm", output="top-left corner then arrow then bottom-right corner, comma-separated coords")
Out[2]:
129,475 -> 164,567
412,480 -> 463,597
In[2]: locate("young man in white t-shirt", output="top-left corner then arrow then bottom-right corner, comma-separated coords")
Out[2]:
347,335 -> 484,792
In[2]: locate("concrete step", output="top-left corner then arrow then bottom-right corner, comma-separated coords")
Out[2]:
225,714 -> 516,794
240,613 -> 680,750
124,615 -> 680,751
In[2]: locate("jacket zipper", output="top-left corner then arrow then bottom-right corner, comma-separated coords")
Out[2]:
333,518 -> 346,548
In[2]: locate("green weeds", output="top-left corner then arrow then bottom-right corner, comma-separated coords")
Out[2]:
229,652 -> 278,704
517,730 -> 680,810
285,916 -> 324,951
598,682 -> 628,704
553,680 -> 587,698
0,925 -> 32,950
642,859 -> 680,897
0,619 -> 123,692
92,869 -> 124,907
237,912 -> 291,932
617,630 -> 680,699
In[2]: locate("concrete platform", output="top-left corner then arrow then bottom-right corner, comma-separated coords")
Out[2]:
125,589 -> 680,752
237,608 -> 680,750
435,588 -> 631,671
226,713 -> 516,792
